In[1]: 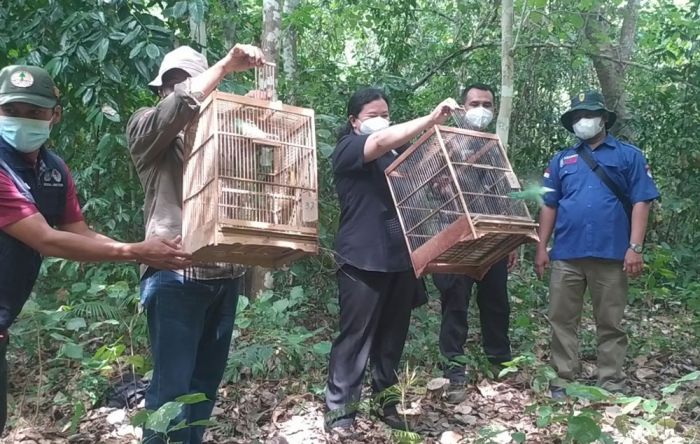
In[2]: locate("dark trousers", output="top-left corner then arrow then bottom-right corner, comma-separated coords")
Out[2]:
325,265 -> 418,419
0,332 -> 7,435
140,270 -> 240,444
434,258 -> 511,381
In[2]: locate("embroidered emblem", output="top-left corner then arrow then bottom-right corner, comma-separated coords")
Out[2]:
10,70 -> 34,88
563,154 -> 578,165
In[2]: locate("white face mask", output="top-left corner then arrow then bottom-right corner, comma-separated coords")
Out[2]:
358,116 -> 390,135
573,117 -> 604,140
0,116 -> 51,153
463,106 -> 494,130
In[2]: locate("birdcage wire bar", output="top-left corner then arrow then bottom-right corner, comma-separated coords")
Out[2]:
183,91 -> 318,267
386,124 -> 538,278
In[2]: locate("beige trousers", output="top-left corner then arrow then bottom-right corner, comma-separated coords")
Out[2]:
548,259 -> 628,391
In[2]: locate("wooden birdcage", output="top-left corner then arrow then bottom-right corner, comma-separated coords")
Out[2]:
385,122 -> 539,279
182,76 -> 318,267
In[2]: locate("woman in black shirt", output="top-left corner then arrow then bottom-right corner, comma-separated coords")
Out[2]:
325,87 -> 458,435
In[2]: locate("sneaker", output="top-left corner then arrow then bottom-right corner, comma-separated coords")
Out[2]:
373,404 -> 411,431
550,386 -> 566,400
445,382 -> 468,404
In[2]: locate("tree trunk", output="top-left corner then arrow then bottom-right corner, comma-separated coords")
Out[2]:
496,0 -> 514,150
281,0 -> 300,104
262,0 -> 281,62
246,0 -> 282,300
585,0 -> 640,140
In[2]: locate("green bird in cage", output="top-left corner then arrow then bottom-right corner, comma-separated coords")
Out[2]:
507,185 -> 555,206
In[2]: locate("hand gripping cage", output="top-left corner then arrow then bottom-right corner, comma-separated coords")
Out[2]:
182,64 -> 318,267
385,112 -> 539,279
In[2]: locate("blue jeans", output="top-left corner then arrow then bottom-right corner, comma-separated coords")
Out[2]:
140,270 -> 240,444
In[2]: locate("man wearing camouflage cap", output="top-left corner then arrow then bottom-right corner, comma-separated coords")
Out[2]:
127,43 -> 264,444
535,90 -> 659,398
0,65 -> 190,433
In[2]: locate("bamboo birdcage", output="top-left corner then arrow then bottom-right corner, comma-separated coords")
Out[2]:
385,114 -> 539,279
182,63 -> 318,267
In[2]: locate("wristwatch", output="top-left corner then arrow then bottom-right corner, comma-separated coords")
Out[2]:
629,243 -> 643,254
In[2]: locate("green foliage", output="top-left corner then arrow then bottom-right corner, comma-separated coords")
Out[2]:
131,392 -> 212,437
391,429 -> 423,444
224,285 -> 332,383
566,415 -> 602,444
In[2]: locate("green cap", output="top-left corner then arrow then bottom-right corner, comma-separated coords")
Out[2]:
0,65 -> 60,109
560,90 -> 616,133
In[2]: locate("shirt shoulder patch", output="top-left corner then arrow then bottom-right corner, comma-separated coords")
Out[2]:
562,153 -> 578,165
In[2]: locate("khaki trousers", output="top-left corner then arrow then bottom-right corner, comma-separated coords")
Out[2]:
548,259 -> 628,391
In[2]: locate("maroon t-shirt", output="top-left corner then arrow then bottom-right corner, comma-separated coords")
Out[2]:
0,161 -> 83,230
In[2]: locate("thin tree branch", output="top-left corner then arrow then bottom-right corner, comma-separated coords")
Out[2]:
410,40 -> 656,91
511,0 -> 529,53
518,42 -> 654,70
414,8 -> 460,25
619,0 -> 640,62
410,42 -> 500,90
469,0 -> 501,46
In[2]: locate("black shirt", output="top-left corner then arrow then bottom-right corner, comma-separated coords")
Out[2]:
332,133 -> 412,272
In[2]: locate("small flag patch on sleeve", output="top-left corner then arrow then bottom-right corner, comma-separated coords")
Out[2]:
543,168 -> 551,179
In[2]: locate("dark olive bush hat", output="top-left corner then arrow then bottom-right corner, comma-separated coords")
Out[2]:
560,90 -> 617,133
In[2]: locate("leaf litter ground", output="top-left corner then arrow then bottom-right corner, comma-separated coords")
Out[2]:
1,298 -> 698,443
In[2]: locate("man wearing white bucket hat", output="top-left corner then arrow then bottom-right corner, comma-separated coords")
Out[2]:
127,43 -> 264,444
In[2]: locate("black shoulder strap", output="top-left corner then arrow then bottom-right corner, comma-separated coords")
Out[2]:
0,157 -> 35,205
576,146 -> 632,221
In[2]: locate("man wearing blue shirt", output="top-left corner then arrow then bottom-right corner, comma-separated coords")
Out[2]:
535,91 -> 659,397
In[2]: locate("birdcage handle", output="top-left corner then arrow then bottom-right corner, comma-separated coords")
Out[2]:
255,62 -> 277,101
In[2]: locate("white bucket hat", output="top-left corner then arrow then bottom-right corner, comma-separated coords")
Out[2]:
148,46 -> 208,91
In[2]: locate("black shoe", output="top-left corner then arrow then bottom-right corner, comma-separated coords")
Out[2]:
445,381 -> 468,404
373,404 -> 411,431
550,386 -> 566,400
324,416 -> 356,438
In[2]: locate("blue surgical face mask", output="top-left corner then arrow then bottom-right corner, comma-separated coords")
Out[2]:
0,116 -> 51,153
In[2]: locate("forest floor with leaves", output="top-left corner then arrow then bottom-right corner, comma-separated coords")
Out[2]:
2,289 -> 699,444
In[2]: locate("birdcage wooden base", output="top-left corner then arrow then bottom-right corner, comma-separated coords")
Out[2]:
186,220 -> 318,268
410,215 -> 539,279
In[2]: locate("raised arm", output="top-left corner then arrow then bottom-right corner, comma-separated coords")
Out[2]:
189,44 -> 265,99
363,98 -> 460,162
127,44 -> 265,169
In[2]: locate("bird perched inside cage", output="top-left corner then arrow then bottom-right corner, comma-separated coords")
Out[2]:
384,122 -> 539,279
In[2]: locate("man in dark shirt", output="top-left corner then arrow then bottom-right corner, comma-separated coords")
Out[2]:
0,64 -> 189,434
433,83 -> 517,403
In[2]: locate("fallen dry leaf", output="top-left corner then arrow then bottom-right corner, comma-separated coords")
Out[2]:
635,367 -> 656,380
476,379 -> 498,398
427,378 -> 450,391
454,403 -> 473,415
440,430 -> 463,444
